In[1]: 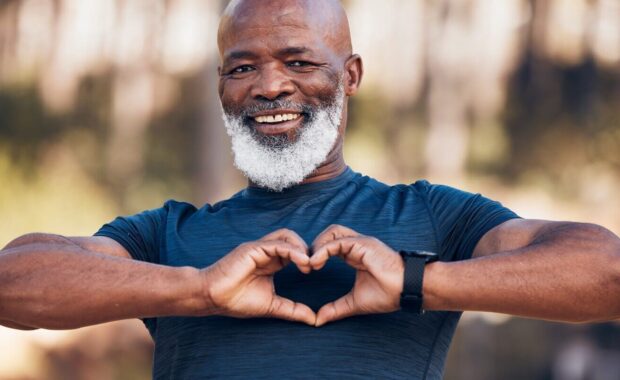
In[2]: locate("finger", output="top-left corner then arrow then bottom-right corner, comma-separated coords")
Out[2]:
310,237 -> 361,270
311,224 -> 360,252
267,296 -> 317,326
315,293 -> 358,327
260,228 -> 308,251
254,256 -> 289,275
250,241 -> 311,273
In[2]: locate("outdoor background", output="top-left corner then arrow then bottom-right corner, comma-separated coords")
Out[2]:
0,0 -> 619,379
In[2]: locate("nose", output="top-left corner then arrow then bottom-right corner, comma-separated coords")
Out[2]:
250,65 -> 295,101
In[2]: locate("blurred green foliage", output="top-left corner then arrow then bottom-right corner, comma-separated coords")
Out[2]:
0,1 -> 619,379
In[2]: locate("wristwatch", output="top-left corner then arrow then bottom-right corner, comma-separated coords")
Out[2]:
399,250 -> 439,314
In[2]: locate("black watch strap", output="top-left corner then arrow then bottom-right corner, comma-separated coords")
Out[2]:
399,251 -> 438,314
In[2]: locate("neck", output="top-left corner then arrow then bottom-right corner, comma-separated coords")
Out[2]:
299,150 -> 346,185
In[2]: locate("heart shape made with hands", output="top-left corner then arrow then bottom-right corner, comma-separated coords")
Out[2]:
204,224 -> 405,327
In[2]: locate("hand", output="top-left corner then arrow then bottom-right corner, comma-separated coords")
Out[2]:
201,229 -> 316,325
310,225 -> 404,327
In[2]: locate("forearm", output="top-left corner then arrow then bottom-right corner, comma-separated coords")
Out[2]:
0,242 -> 205,329
423,223 -> 620,322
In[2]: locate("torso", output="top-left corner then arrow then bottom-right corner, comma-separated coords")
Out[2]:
150,169 -> 460,379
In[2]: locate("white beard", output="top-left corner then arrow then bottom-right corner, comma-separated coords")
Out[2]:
222,84 -> 345,192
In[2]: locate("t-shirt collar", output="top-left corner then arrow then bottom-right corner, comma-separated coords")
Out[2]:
241,166 -> 357,198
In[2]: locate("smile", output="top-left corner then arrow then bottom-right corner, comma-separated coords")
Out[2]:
253,113 -> 301,124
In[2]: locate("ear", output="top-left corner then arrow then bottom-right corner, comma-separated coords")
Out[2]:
343,54 -> 363,96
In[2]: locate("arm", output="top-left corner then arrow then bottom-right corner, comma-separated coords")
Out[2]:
423,219 -> 620,322
0,229 -> 316,330
0,233 -> 205,330
307,223 -> 620,326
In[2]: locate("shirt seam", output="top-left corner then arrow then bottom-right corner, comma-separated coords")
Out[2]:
422,313 -> 450,379
420,187 -> 442,256
94,229 -> 142,261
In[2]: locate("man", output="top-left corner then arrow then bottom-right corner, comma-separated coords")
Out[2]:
1,0 -> 619,379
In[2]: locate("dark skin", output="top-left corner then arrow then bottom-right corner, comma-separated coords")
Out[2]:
217,0 -> 362,186
0,0 -> 619,332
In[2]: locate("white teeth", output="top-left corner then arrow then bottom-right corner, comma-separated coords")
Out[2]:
254,113 -> 300,123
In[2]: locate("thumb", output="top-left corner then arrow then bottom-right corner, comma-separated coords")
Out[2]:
267,296 -> 317,326
315,293 -> 358,327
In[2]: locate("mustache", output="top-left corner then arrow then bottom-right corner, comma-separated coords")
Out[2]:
225,99 -> 315,120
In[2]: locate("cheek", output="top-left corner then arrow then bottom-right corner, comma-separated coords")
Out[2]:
219,78 -> 251,109
297,73 -> 342,105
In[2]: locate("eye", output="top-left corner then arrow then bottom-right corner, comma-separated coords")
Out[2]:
287,61 -> 312,68
229,65 -> 255,75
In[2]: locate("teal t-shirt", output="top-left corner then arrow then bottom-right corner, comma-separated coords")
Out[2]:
95,168 -> 519,379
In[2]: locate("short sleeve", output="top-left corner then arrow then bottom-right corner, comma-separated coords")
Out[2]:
94,205 -> 168,265
417,181 -> 520,262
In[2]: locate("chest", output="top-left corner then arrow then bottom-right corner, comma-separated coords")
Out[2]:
159,199 -> 437,309
149,194 -> 458,379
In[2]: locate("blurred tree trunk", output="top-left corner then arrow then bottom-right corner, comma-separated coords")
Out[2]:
194,57 -> 238,205
0,1 -> 19,80
425,0 -> 472,184
105,0 -> 159,206
424,0 -> 525,184
194,0 -> 241,205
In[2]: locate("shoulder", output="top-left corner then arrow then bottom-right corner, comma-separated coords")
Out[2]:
377,179 -> 479,208
410,180 -> 477,200
408,181 -> 511,217
346,175 -> 465,206
100,199 -> 204,232
161,199 -> 200,215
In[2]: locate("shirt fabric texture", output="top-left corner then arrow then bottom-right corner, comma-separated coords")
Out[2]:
95,168 -> 519,380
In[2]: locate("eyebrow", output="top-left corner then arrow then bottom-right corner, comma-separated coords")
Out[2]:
223,46 -> 315,64
277,46 -> 313,56
224,50 -> 260,63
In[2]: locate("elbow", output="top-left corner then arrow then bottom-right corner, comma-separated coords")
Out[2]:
591,226 -> 620,322
596,226 -> 620,321
575,223 -> 620,261
597,225 -> 620,284
570,224 -> 620,323
612,237 -> 620,319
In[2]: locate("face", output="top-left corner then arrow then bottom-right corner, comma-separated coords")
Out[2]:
217,0 -> 361,191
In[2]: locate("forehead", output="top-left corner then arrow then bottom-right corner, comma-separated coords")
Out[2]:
218,1 -> 336,58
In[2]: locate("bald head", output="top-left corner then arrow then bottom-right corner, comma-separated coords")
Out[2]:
216,0 -> 364,190
218,0 -> 352,60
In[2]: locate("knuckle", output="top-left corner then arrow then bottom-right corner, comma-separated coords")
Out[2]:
365,236 -> 381,245
330,302 -> 338,314
267,298 -> 280,317
237,242 -> 254,251
344,297 -> 355,312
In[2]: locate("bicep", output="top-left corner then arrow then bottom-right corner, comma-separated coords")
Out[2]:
2,233 -> 132,260
472,219 -> 559,258
67,236 -> 133,259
